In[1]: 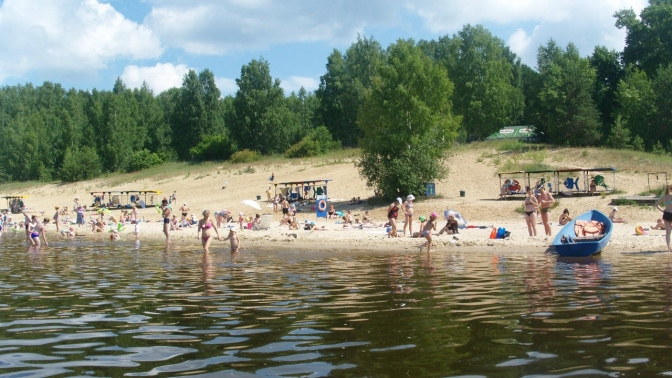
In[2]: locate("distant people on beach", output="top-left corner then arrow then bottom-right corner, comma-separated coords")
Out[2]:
161,199 -> 171,243
609,207 -> 628,224
387,198 -> 402,237
222,229 -> 240,253
403,194 -> 415,237
419,212 -> 437,253
558,208 -> 572,226
198,210 -> 221,253
652,218 -> 665,230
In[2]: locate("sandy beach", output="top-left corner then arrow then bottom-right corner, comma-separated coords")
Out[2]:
3,147 -> 668,253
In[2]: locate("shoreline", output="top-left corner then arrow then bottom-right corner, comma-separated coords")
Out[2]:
4,215 -> 668,254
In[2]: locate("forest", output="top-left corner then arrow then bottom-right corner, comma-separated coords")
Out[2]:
0,0 -> 670,187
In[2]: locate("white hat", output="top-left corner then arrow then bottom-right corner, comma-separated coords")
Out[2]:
239,212 -> 243,215
612,207 -> 618,211
407,194 -> 415,201
396,197 -> 403,204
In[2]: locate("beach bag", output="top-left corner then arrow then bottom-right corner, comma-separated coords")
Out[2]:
635,225 -> 647,236
496,227 -> 506,239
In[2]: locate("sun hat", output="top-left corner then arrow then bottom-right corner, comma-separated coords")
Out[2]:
239,212 -> 243,215
613,207 -> 618,211
407,194 -> 415,201
419,215 -> 426,222
396,197 -> 403,204
430,212 -> 438,218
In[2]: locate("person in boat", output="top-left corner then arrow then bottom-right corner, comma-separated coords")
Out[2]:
608,207 -> 628,224
558,208 -> 572,226
654,185 -> 672,253
538,186 -> 555,236
524,189 -> 538,237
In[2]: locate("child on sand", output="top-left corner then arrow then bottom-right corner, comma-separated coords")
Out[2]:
61,227 -> 75,238
222,229 -> 240,253
412,216 -> 427,238
419,212 -> 438,253
238,212 -> 245,230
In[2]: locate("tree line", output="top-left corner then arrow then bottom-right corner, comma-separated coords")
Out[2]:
0,0 -> 670,186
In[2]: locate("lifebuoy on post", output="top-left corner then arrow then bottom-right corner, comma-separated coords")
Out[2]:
317,199 -> 327,212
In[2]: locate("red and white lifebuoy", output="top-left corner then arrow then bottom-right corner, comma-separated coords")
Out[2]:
317,199 -> 327,212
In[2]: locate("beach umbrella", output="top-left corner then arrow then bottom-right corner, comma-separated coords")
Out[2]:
241,199 -> 262,211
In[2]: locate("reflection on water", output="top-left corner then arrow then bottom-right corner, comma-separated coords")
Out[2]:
1,234 -> 672,376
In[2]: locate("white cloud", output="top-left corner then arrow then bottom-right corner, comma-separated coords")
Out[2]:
407,0 -> 648,66
121,63 -> 189,94
281,76 -> 319,95
0,0 -> 163,83
122,63 -> 238,97
215,77 -> 237,96
143,0 -> 399,55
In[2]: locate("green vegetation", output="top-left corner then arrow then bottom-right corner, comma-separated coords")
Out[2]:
230,149 -> 261,164
357,40 -> 460,199
0,0 -> 671,198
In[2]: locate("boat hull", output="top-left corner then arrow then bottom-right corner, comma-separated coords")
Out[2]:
551,210 -> 613,257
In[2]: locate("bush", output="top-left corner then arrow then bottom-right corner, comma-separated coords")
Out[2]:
285,126 -> 341,158
190,134 -> 237,161
230,149 -> 261,163
60,146 -> 101,182
125,149 -> 163,173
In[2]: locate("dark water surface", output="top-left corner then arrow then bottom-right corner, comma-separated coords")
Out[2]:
1,234 -> 672,377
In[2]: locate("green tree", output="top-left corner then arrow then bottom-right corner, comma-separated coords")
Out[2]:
228,58 -> 299,154
315,36 -> 385,147
537,41 -> 602,145
60,146 -> 101,182
614,67 -> 657,149
357,39 -> 460,199
605,115 -> 631,149
427,25 -> 524,140
589,46 -> 625,137
615,0 -> 672,77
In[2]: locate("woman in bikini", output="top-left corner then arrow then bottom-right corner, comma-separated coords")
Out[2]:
28,216 -> 49,247
387,198 -> 403,237
655,184 -> 672,253
538,186 -> 555,236
403,194 -> 415,237
419,212 -> 437,253
524,189 -> 538,237
197,210 -> 221,253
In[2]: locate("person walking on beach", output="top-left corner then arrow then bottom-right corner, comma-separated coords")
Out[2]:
281,197 -> 289,216
538,186 -> 555,236
524,189 -> 539,237
130,203 -> 138,223
403,195 -> 415,237
387,198 -> 403,237
161,199 -> 171,243
419,212 -> 438,253
655,186 -> 672,253
197,210 -> 221,253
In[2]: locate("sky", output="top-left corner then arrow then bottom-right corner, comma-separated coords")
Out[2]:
0,0 -> 648,97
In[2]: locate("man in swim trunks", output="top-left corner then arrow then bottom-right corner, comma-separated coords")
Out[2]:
161,199 -> 171,243
281,198 -> 289,215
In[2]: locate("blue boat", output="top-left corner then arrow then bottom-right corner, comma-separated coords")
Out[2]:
552,210 -> 612,257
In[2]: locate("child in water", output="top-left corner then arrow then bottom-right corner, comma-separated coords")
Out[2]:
419,212 -> 438,253
222,229 -> 240,253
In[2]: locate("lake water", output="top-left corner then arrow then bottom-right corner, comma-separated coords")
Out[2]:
1,234 -> 672,377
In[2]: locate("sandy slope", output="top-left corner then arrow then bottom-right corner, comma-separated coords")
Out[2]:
3,146 -> 669,253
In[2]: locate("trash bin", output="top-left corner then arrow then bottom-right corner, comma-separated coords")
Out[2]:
256,195 -> 261,200
459,190 -> 465,197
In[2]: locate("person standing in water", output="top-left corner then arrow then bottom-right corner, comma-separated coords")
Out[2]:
538,186 -> 555,236
524,189 -> 539,237
161,199 -> 171,243
197,210 -> 221,253
222,229 -> 240,254
403,194 -> 415,237
419,212 -> 438,253
656,186 -> 672,253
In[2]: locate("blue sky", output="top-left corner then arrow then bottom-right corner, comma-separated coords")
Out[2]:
0,0 -> 648,97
